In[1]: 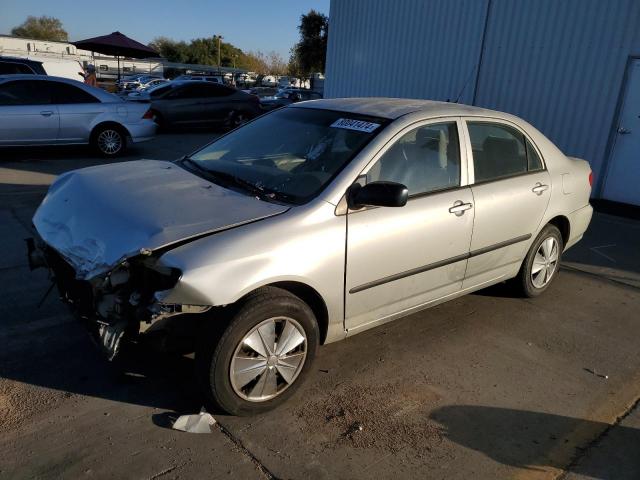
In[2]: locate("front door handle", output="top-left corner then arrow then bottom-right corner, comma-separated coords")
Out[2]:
532,183 -> 549,195
618,127 -> 631,134
40,111 -> 54,117
449,201 -> 473,216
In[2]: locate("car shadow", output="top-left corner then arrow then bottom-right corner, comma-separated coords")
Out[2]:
430,405 -> 640,478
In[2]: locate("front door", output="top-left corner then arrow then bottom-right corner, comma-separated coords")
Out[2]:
0,79 -> 59,145
603,59 -> 640,206
345,120 -> 474,332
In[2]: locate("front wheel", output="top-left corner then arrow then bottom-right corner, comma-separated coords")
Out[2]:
514,224 -> 563,297
196,287 -> 319,416
92,125 -> 127,157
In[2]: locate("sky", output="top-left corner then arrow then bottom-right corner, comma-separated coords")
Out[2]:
0,0 -> 330,58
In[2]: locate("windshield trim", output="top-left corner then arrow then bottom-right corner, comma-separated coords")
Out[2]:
176,107 -> 392,206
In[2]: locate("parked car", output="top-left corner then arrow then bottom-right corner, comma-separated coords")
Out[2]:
135,77 -> 169,92
173,74 -> 224,84
261,75 -> 277,87
133,81 -> 260,129
243,86 -> 278,98
0,56 -> 47,75
118,74 -> 163,91
29,99 -> 593,415
0,56 -> 85,82
259,89 -> 322,111
0,75 -> 156,156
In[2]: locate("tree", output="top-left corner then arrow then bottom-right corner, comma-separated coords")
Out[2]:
11,16 -> 68,42
291,10 -> 328,76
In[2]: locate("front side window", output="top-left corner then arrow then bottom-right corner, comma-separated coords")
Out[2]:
188,108 -> 388,204
468,122 -> 542,182
366,122 -> 461,196
0,80 -> 51,105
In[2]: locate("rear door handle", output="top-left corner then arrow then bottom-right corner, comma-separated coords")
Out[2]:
532,183 -> 549,195
40,111 -> 54,117
449,201 -> 473,216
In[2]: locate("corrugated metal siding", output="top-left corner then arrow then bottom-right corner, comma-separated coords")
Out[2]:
325,0 -> 489,104
474,0 -> 640,182
325,0 -> 640,195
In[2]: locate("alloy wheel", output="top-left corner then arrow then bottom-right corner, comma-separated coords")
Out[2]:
230,316 -> 307,402
97,129 -> 122,155
531,236 -> 559,288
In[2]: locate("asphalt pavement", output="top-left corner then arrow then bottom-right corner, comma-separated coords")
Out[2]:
1,133 -> 639,480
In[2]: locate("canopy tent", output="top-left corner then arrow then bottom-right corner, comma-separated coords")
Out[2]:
72,31 -> 159,83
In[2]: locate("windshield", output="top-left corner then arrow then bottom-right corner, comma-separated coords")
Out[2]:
187,107 -> 388,204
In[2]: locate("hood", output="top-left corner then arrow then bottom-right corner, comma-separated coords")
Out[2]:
33,160 -> 289,279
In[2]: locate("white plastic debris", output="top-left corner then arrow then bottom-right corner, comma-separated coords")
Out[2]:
172,408 -> 217,434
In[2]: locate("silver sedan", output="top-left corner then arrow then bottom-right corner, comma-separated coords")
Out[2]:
30,98 -> 593,415
0,75 -> 156,156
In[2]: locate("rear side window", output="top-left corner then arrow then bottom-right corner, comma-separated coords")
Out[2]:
49,82 -> 99,104
468,122 -> 532,183
0,80 -> 51,105
527,141 -> 543,171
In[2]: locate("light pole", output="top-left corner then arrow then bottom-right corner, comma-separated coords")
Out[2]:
217,35 -> 223,72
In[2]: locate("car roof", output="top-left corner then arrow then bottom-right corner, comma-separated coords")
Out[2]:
293,97 -> 502,120
0,56 -> 44,66
0,74 -> 119,102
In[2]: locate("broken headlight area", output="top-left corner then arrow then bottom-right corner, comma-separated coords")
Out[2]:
33,240 -> 209,360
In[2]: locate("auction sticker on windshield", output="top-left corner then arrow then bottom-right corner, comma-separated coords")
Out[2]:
330,118 -> 381,133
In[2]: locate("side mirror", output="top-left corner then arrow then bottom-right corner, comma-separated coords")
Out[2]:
348,181 -> 408,209
291,93 -> 302,102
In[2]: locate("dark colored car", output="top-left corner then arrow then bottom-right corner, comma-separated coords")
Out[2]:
259,89 -> 323,112
244,87 -> 278,98
0,56 -> 47,75
142,81 -> 261,130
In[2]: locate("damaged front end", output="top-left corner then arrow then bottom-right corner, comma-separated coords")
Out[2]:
28,236 -> 209,360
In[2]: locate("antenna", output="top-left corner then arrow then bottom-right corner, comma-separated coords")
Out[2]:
453,63 -> 477,104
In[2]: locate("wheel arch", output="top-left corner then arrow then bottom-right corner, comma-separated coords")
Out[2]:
237,281 -> 330,345
547,215 -> 570,249
90,121 -> 131,142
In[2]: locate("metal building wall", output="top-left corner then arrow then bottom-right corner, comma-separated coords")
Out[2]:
325,0 -> 640,195
474,0 -> 640,189
325,0 -> 489,104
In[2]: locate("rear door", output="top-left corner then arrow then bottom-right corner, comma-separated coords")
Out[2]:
345,119 -> 474,331
0,79 -> 59,145
461,119 -> 551,287
49,81 -> 103,143
160,84 -> 203,125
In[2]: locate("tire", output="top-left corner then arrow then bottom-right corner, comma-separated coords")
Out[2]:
92,125 -> 127,157
195,286 -> 319,416
514,224 -> 563,298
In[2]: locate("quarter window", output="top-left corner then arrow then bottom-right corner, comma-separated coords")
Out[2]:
468,122 -> 543,182
366,122 -> 461,196
49,82 -> 99,104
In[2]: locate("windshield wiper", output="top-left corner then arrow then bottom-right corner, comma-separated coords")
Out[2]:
179,156 -> 281,203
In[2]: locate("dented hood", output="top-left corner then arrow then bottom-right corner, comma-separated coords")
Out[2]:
33,160 -> 289,279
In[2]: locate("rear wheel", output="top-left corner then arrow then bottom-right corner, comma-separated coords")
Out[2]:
92,125 -> 127,157
514,224 -> 563,297
195,287 -> 318,416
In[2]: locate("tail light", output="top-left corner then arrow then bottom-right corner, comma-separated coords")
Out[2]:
588,171 -> 593,187
142,108 -> 154,120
